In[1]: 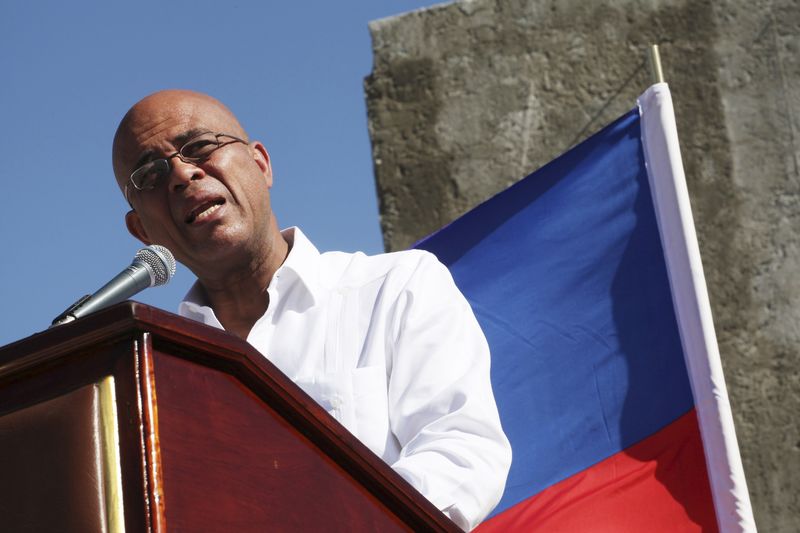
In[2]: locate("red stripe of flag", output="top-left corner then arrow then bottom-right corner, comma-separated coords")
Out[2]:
477,410 -> 717,532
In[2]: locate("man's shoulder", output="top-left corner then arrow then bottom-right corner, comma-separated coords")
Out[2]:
318,248 -> 445,290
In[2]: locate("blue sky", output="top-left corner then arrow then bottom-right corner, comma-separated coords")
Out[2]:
0,1 -> 443,346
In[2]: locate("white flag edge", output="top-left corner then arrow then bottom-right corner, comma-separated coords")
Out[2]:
638,82 -> 757,533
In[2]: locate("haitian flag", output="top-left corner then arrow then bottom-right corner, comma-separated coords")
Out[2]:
415,84 -> 755,532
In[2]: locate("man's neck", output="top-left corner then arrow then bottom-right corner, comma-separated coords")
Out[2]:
197,232 -> 290,340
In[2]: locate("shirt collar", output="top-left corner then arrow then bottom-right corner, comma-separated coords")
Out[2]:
274,226 -> 321,305
178,226 -> 321,325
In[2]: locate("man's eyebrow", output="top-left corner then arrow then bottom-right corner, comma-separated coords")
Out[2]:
131,128 -> 210,170
133,149 -> 158,171
174,128 -> 209,145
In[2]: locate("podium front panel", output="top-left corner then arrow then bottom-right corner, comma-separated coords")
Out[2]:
0,382 -> 108,532
153,348 -> 409,532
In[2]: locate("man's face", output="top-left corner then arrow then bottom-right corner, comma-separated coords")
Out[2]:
113,92 -> 275,277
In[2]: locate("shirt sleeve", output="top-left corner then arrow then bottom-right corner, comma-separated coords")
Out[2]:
386,252 -> 512,531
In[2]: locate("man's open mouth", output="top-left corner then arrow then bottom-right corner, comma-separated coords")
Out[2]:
186,199 -> 226,224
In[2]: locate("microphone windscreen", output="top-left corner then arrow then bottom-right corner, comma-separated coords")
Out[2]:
135,245 -> 177,287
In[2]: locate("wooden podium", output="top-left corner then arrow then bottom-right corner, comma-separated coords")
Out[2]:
0,302 -> 458,532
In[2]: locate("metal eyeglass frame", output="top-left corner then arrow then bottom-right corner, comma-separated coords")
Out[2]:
123,132 -> 248,208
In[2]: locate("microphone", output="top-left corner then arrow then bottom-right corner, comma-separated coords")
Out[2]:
51,245 -> 177,326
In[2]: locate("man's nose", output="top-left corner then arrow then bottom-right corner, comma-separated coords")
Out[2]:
168,156 -> 205,192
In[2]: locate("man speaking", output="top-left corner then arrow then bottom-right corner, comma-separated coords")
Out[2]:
112,89 -> 511,530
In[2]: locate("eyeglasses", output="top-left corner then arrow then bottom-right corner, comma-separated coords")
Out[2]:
124,131 -> 247,206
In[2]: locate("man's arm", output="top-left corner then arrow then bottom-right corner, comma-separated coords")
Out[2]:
386,252 -> 511,530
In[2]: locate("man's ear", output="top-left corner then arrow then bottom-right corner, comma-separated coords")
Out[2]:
251,141 -> 273,188
125,210 -> 152,245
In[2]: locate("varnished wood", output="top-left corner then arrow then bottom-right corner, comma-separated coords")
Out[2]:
115,337 -> 154,533
0,302 -> 459,532
141,333 -> 167,533
0,335 -> 151,532
155,351 -> 408,532
0,383 -> 106,532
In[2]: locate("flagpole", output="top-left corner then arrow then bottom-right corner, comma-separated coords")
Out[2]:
648,44 -> 665,84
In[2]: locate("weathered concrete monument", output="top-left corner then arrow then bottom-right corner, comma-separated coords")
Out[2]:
365,0 -> 798,529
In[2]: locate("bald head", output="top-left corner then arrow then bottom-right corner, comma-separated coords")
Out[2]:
110,88 -> 282,285
112,90 -> 249,191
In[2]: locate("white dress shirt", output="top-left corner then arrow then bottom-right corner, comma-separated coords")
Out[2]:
178,227 -> 511,530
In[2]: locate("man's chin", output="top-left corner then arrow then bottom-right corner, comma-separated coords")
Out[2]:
181,233 -> 252,272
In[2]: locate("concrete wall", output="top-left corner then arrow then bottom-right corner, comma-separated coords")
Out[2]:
365,0 -> 799,529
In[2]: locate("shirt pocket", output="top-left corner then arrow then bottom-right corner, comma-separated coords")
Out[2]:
295,374 -> 351,427
350,365 -> 390,456
295,367 -> 389,456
